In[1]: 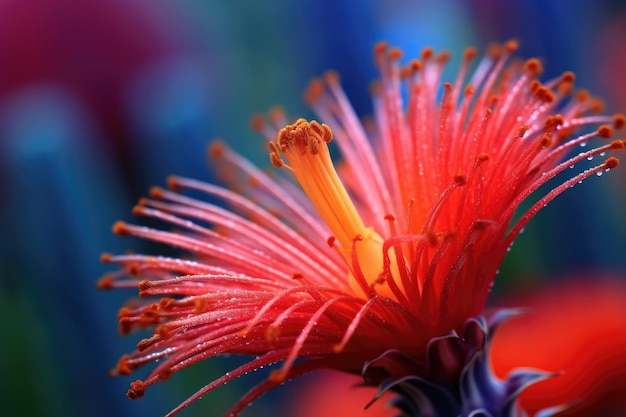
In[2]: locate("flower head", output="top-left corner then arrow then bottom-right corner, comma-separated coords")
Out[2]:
100,41 -> 624,416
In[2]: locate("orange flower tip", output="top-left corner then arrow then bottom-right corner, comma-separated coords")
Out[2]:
97,274 -> 115,290
131,205 -> 143,216
605,156 -> 620,169
561,71 -> 576,83
543,115 -> 564,132
487,42 -> 502,59
388,47 -> 403,61
514,125 -> 529,138
276,119 -> 333,155
208,140 -> 226,158
504,39 -> 519,53
399,64 -> 414,79
575,89 -> 590,102
463,46 -> 478,61
118,321 -> 133,335
539,134 -> 552,148
477,152 -> 490,163
116,354 -> 133,376
265,325 -> 280,344
610,140 -> 625,150
269,147 -> 285,168
100,252 -> 113,263
304,77 -> 326,105
161,175 -> 182,195
524,58 -> 543,76
138,279 -> 152,292
148,187 -> 164,200
437,50 -> 451,65
452,173 -> 467,186
590,97 -> 605,113
529,79 -> 540,93
409,59 -> 422,72
464,85 -> 474,96
159,297 -> 175,310
291,271 -> 304,280
112,221 -> 129,236
136,338 -> 152,352
269,369 -> 287,383
156,324 -> 172,340
534,86 -> 555,103
598,125 -> 614,138
384,213 -> 396,221
127,263 -> 140,276
127,380 -> 146,400
443,82 -> 452,92
118,306 -> 131,319
326,236 -> 336,247
614,113 -> 625,129
373,41 -> 388,57
420,47 -> 434,61
323,70 -> 340,86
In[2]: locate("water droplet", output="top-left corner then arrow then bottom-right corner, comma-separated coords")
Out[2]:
569,165 -> 574,169
587,155 -> 594,161
578,180 -> 583,184
580,142 -> 587,147
600,152 -> 606,157
596,171 -> 603,176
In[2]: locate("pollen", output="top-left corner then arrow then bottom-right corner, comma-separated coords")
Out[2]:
271,119 -> 402,300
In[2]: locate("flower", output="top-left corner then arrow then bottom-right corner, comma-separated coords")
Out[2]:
491,278 -> 626,416
290,278 -> 626,417
100,41 -> 624,416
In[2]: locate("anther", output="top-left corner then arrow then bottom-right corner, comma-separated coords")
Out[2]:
304,78 -> 325,105
116,355 -> 133,375
561,71 -> 575,83
614,114 -> 625,129
97,274 -> 115,290
453,173 -> 467,185
525,58 -> 543,76
463,46 -> 478,61
504,39 -> 519,53
166,176 -> 181,191
605,157 -> 619,169
598,125 -> 613,139
112,221 -> 129,236
208,140 -> 226,158
389,47 -> 403,61
127,380 -> 146,400
250,114 -> 265,133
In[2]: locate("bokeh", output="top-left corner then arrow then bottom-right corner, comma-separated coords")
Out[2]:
1,1 -> 625,416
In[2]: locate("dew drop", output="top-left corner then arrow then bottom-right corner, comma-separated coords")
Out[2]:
596,171 -> 603,177
580,142 -> 587,147
587,155 -> 594,161
600,152 -> 606,157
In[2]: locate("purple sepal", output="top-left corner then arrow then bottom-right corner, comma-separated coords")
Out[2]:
361,310 -> 565,417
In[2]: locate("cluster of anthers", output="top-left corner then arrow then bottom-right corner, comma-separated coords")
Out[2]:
100,40 -> 624,416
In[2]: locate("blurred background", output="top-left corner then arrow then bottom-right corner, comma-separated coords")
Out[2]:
1,0 -> 625,416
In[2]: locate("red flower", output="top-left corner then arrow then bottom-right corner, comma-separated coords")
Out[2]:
491,279 -> 626,416
100,41 -> 624,416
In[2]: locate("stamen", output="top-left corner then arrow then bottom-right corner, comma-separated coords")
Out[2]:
272,119 -> 403,300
